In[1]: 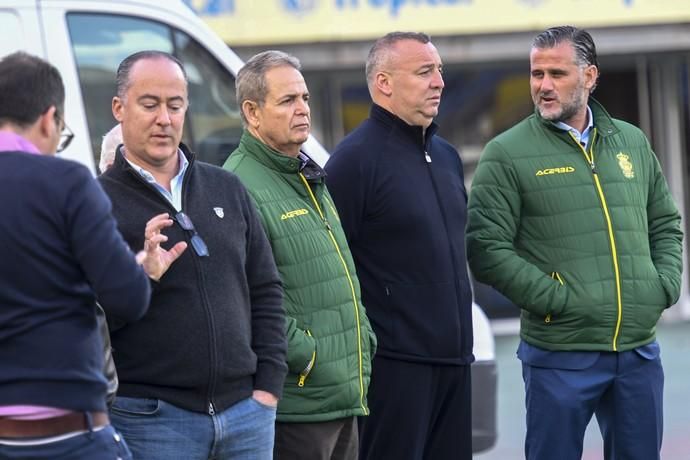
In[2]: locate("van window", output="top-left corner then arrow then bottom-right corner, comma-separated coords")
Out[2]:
67,13 -> 241,167
0,11 -> 22,58
174,31 -> 242,166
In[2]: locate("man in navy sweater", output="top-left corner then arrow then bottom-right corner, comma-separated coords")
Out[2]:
0,52 -> 153,459
326,32 -> 474,459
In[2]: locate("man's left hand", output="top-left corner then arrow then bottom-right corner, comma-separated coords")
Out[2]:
252,389 -> 278,408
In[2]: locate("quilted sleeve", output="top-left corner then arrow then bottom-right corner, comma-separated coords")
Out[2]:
466,140 -> 568,317
646,143 -> 683,307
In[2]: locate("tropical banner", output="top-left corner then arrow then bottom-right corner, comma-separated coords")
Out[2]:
185,0 -> 690,45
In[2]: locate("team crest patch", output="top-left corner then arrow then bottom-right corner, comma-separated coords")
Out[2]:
616,152 -> 635,179
213,207 -> 224,218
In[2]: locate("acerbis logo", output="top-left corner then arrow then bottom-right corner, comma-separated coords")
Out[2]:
536,166 -> 575,176
281,208 -> 309,220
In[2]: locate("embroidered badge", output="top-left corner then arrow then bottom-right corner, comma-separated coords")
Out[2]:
213,207 -> 224,218
616,152 -> 634,179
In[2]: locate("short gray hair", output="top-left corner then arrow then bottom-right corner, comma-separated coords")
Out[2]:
365,32 -> 431,91
236,50 -> 301,126
99,124 -> 122,173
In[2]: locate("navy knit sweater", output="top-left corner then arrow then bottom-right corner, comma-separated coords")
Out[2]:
0,152 -> 151,412
326,105 -> 474,365
99,145 -> 287,413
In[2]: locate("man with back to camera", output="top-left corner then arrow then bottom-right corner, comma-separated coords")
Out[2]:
326,32 -> 474,460
224,50 -> 376,460
0,51 -> 153,459
466,26 -> 683,460
98,50 -> 288,460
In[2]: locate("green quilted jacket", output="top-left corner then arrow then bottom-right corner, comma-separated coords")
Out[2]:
224,132 -> 375,422
467,99 -> 683,352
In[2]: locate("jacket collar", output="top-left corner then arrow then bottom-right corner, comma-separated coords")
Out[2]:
536,97 -> 619,139
237,131 -> 326,182
370,104 -> 439,147
112,142 -> 196,172
109,143 -> 196,196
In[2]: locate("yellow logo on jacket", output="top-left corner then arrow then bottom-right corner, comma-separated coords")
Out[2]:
281,208 -> 309,220
536,166 -> 575,176
617,152 -> 635,179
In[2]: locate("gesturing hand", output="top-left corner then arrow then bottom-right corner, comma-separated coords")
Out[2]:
135,213 -> 187,281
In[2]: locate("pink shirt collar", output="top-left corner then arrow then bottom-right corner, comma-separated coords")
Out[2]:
0,131 -> 41,154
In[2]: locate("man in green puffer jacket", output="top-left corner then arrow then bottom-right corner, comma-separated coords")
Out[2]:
224,50 -> 376,460
467,26 -> 682,460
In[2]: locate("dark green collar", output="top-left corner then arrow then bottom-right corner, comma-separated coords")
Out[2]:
237,131 -> 326,181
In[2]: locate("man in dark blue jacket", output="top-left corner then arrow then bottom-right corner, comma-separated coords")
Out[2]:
326,32 -> 474,459
0,52 -> 153,459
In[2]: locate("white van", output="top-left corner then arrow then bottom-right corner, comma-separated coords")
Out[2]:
1,0 -> 328,171
1,0 -> 496,453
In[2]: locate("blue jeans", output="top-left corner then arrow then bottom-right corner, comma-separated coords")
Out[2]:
0,425 -> 132,459
110,396 -> 276,460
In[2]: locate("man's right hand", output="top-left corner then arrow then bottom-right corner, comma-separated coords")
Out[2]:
135,213 -> 187,281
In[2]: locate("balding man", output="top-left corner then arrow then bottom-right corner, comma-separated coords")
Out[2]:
98,50 -> 287,460
326,32 -> 474,460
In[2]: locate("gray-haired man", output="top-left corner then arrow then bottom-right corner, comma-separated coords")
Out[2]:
224,50 -> 376,460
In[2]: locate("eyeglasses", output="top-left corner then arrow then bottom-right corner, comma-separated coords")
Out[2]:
175,212 -> 209,257
54,113 -> 75,153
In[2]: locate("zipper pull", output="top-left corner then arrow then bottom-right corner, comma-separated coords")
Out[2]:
324,219 -> 332,232
208,402 -> 215,416
298,350 -> 316,387
545,313 -> 552,323
298,332 -> 316,388
424,151 -> 432,163
590,161 -> 597,174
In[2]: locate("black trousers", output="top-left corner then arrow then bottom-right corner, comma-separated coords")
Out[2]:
359,356 -> 472,460
274,416 -> 358,460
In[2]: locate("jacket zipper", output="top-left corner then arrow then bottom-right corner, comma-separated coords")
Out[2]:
422,143 -> 469,357
298,173 -> 368,415
126,158 -> 218,415
569,129 -> 623,351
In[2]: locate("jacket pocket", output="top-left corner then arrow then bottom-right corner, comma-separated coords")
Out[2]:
368,324 -> 378,358
297,330 -> 316,387
383,281 -> 464,357
544,272 -> 565,324
632,276 -> 668,330
110,396 -> 161,417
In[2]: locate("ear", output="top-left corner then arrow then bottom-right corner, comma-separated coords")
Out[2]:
38,105 -> 58,138
112,96 -> 124,122
28,105 -> 59,155
242,100 -> 261,128
374,71 -> 393,97
583,65 -> 599,92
